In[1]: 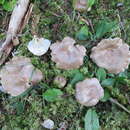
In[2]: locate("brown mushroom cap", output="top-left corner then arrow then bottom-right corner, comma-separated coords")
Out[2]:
50,37 -> 86,70
73,0 -> 87,11
0,56 -> 43,96
90,38 -> 130,74
75,78 -> 104,107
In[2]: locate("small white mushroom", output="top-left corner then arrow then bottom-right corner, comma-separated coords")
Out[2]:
75,78 -> 104,107
73,0 -> 87,11
54,76 -> 67,88
90,38 -> 130,74
27,36 -> 51,56
58,122 -> 68,130
41,119 -> 54,129
50,37 -> 86,70
0,56 -> 43,96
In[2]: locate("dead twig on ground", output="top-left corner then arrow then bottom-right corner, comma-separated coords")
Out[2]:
0,0 -> 33,65
109,98 -> 130,114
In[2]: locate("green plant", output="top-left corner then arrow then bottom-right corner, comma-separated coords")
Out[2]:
87,0 -> 96,9
96,68 -> 106,81
43,88 -> 63,102
85,109 -> 100,130
95,19 -> 117,39
76,25 -> 89,40
0,0 -> 17,11
1,0 -> 130,129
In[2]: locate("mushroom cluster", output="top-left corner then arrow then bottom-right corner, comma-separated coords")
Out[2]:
75,78 -> 104,107
0,56 -> 43,96
73,0 -> 87,11
50,37 -> 86,70
90,38 -> 130,74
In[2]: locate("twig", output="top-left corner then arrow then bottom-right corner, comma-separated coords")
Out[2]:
109,98 -> 130,114
0,0 -> 33,65
19,3 -> 34,34
117,10 -> 127,41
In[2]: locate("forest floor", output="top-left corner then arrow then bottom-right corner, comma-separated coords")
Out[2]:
0,0 -> 130,129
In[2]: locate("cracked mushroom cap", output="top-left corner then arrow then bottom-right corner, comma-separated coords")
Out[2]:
50,37 -> 86,70
73,0 -> 87,11
0,56 -> 43,96
75,78 -> 104,107
90,38 -> 130,74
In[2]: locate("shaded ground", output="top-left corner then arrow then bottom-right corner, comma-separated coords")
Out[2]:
0,0 -> 130,129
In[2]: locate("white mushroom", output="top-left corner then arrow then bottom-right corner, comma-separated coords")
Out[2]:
73,0 -> 87,11
50,37 -> 86,70
0,56 -> 43,96
41,119 -> 54,129
90,38 -> 130,74
27,36 -> 51,56
75,78 -> 104,107
54,76 -> 67,88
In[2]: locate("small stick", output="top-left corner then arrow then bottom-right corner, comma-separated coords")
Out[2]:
0,0 -> 33,65
109,98 -> 130,114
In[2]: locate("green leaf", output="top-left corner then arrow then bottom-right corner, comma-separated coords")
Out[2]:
85,109 -> 100,130
118,71 -> 128,78
70,72 -> 84,85
0,0 -> 5,4
12,102 -> 25,115
76,26 -> 89,40
116,75 -> 129,85
79,20 -> 85,25
95,20 -> 117,39
3,0 -> 17,11
100,89 -> 111,102
43,89 -> 63,102
88,0 -> 96,8
127,72 -> 130,79
107,73 -> 115,77
16,102 -> 25,114
96,68 -> 106,81
101,78 -> 115,87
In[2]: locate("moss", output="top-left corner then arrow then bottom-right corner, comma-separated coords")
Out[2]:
100,107 -> 130,129
0,0 -> 130,129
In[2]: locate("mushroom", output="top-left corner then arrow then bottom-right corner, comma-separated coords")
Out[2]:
54,76 -> 67,88
41,119 -> 54,129
73,0 -> 87,11
50,37 -> 86,70
75,78 -> 104,107
27,36 -> 51,56
90,38 -> 130,74
0,56 -> 43,96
